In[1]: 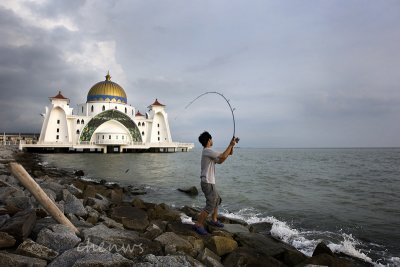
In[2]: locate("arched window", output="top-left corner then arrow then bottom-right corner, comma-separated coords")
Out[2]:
158,131 -> 160,135
81,119 -> 84,124
77,119 -> 80,124
157,123 -> 160,127
109,135 -> 111,139
82,106 -> 84,113
102,105 -> 105,111
142,122 -> 145,126
76,130 -> 80,134
158,137 -> 160,141
142,131 -> 145,136
138,122 -> 141,126
91,105 -> 94,112
125,107 -> 127,114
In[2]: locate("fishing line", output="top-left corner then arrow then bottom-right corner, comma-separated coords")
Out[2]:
183,91 -> 239,142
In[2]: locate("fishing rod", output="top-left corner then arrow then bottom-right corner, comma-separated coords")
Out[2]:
184,91 -> 239,143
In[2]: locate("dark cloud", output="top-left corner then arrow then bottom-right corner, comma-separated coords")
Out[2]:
1,1 -> 400,147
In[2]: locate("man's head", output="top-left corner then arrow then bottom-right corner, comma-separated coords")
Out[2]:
198,131 -> 212,148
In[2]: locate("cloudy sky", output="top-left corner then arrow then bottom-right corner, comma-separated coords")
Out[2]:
1,0 -> 399,148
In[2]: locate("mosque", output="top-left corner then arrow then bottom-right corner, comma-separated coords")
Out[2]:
20,72 -> 194,153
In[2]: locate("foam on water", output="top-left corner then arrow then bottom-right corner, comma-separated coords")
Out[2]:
219,207 -> 382,265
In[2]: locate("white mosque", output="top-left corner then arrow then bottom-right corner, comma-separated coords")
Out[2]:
20,72 -> 194,153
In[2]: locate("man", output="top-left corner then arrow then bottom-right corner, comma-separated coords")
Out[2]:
193,131 -> 237,235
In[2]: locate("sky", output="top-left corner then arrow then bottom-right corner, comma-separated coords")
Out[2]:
0,0 -> 399,148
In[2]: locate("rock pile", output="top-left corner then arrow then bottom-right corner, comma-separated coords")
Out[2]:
0,146 -> 371,266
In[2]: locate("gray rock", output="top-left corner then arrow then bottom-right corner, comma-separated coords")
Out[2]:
48,242 -> 133,267
40,181 -> 65,200
0,251 -> 47,267
219,223 -> 250,234
249,221 -> 273,233
0,231 -> 16,248
0,208 -> 36,241
85,206 -> 99,225
31,217 -> 57,239
85,194 -> 110,212
36,224 -> 81,253
111,206 -> 149,231
5,196 -> 33,214
204,236 -> 238,257
223,247 -> 286,267
178,186 -> 199,196
66,184 -> 83,197
82,224 -> 162,259
136,254 -> 205,267
64,191 -> 87,217
234,232 -> 288,257
197,248 -> 223,267
142,223 -> 163,240
17,238 -> 59,261
312,241 -> 334,257
155,232 -> 194,256
0,214 -> 10,228
99,215 -> 124,229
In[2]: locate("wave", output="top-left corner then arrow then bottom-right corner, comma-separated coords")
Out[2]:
219,207 -> 394,266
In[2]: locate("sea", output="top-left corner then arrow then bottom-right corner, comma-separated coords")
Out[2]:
39,148 -> 400,266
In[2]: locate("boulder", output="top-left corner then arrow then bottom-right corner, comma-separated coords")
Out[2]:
132,197 -> 147,209
178,186 -> 199,196
5,196 -> 33,214
234,232 -> 288,257
99,215 -> 124,229
0,208 -> 36,241
180,206 -> 201,220
216,223 -> 249,234
85,206 -> 100,225
74,170 -> 85,177
0,251 -> 47,267
279,249 -> 308,267
223,247 -> 286,267
66,184 -> 83,198
48,242 -> 133,267
17,238 -> 59,261
249,221 -> 273,233
296,253 -> 353,267
36,224 -> 81,253
135,254 -> 205,267
109,188 -> 124,203
148,203 -> 181,221
82,224 -> 162,259
312,241 -> 334,257
111,206 -> 149,231
40,181 -> 65,200
85,194 -> 110,212
142,223 -> 163,240
63,190 -> 87,217
166,221 -> 202,238
197,247 -> 223,267
155,232 -> 194,256
204,236 -> 238,256
0,214 -> 10,228
0,231 -> 16,248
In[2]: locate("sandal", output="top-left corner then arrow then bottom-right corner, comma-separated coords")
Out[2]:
207,220 -> 224,228
193,225 -> 208,235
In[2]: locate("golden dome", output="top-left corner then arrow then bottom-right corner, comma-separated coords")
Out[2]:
87,72 -> 127,104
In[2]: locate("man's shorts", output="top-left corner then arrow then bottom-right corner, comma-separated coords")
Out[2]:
201,182 -> 222,214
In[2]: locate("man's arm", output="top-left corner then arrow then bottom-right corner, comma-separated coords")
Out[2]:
217,137 -> 236,164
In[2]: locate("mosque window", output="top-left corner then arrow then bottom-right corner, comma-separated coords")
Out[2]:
142,132 -> 144,136
82,106 -> 84,113
57,120 -> 60,124
125,107 -> 127,114
57,128 -> 59,133
102,105 -> 105,111
77,119 -> 80,124
138,122 -> 141,126
157,123 -> 160,127
158,137 -> 160,141
109,135 -> 111,139
158,131 -> 160,135
102,135 -> 104,139
81,119 -> 84,124
76,130 -> 80,134
142,122 -> 145,126
115,106 -> 117,110
56,135 -> 59,140
91,105 -> 94,112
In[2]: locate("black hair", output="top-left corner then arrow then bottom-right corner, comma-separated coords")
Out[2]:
198,131 -> 212,147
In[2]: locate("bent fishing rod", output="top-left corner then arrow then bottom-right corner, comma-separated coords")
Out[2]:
184,91 -> 239,143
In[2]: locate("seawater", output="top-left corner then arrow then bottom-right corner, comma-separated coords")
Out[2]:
40,148 -> 400,266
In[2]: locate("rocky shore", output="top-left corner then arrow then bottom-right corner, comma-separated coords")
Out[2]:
0,146 -> 372,267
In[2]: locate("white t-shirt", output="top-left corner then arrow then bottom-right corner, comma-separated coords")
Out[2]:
200,148 -> 221,184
